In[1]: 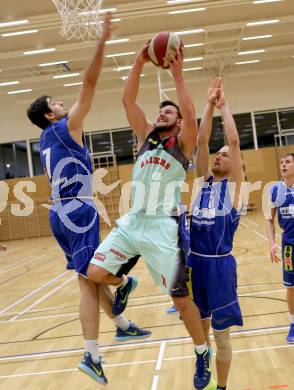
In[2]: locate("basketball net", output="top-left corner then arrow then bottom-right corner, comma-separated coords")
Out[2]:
52,0 -> 104,41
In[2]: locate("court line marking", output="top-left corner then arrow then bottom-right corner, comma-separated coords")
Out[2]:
0,245 -> 60,275
9,275 -> 76,322
0,323 -> 291,362
252,230 -> 282,250
0,271 -> 70,315
0,343 -> 293,380
151,342 -> 166,390
0,287 -> 286,324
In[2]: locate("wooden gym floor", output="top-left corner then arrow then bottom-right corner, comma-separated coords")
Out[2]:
0,212 -> 293,390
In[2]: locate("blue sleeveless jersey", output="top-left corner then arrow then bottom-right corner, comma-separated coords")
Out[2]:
39,118 -> 93,200
190,177 -> 240,255
271,181 -> 294,246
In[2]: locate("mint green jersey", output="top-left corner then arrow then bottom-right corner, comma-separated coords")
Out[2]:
131,129 -> 189,215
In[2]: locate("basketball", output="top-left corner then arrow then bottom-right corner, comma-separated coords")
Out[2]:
147,32 -> 183,69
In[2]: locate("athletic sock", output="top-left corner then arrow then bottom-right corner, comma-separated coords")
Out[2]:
117,274 -> 128,289
112,314 -> 130,330
194,343 -> 208,355
85,340 -> 100,363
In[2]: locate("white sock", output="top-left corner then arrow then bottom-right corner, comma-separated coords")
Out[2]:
85,340 -> 100,363
112,314 -> 130,330
195,343 -> 208,355
117,274 -> 128,289
290,314 -> 294,324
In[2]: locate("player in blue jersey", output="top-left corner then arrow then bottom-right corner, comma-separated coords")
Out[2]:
188,78 -> 244,390
26,14 -> 151,386
267,153 -> 294,343
87,43 -> 216,390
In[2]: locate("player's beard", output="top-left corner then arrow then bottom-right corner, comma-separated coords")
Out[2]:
154,122 -> 176,133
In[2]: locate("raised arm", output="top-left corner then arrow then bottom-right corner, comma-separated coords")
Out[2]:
169,49 -> 197,160
196,78 -> 221,179
216,84 -> 244,208
122,43 -> 153,147
67,13 -> 114,146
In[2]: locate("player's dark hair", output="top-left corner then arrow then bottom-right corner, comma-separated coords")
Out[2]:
159,100 -> 182,119
27,95 -> 52,130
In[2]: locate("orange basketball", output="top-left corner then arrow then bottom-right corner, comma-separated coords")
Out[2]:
147,32 -> 183,69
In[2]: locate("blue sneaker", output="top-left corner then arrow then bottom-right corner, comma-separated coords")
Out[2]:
115,322 -> 152,342
287,323 -> 294,343
78,352 -> 108,385
112,276 -> 138,316
194,349 -> 216,389
166,305 -> 178,314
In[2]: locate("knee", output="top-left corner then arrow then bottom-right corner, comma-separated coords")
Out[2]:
213,328 -> 232,362
172,295 -> 191,312
87,264 -> 108,284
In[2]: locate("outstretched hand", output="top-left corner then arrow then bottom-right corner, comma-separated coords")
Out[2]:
168,48 -> 184,79
136,40 -> 151,64
101,12 -> 116,43
207,77 -> 222,106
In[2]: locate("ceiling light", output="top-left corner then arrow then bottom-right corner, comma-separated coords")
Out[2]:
0,81 -> 20,87
106,38 -> 130,45
85,18 -> 121,26
106,51 -> 135,58
184,57 -> 203,62
79,8 -> 117,16
115,66 -> 133,72
0,19 -> 29,28
64,82 -> 83,87
238,49 -> 265,55
242,34 -> 272,40
175,29 -> 204,36
2,29 -> 38,37
167,0 -> 195,3
53,73 -> 80,79
121,74 -> 145,81
169,8 -> 206,14
39,61 -> 68,67
246,19 -> 279,26
24,48 -> 56,55
8,89 -> 32,95
183,67 -> 203,71
184,43 -> 204,48
253,0 -> 283,3
235,60 -> 260,65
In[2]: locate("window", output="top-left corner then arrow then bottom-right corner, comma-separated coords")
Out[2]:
254,112 -> 278,147
0,141 -> 29,180
279,109 -> 294,131
233,113 -> 254,150
209,117 -> 225,153
91,132 -> 112,154
30,141 -> 43,176
112,129 -> 135,165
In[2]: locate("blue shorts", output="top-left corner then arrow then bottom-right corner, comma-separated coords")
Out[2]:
187,253 -> 243,331
282,244 -> 294,288
50,200 -> 99,277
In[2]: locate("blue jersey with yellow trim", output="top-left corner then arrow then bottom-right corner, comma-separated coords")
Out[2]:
190,177 -> 240,255
39,118 -> 93,200
271,181 -> 294,246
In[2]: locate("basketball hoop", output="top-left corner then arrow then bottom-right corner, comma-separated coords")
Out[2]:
52,0 -> 104,41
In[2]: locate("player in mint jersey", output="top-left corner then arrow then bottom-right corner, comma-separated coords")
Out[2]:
26,14 -> 151,386
88,43 -> 216,390
188,78 -> 244,390
267,153 -> 294,344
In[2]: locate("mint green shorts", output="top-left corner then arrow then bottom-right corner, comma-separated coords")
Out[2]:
90,212 -> 180,294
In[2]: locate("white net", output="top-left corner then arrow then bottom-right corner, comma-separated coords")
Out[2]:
52,0 -> 104,41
